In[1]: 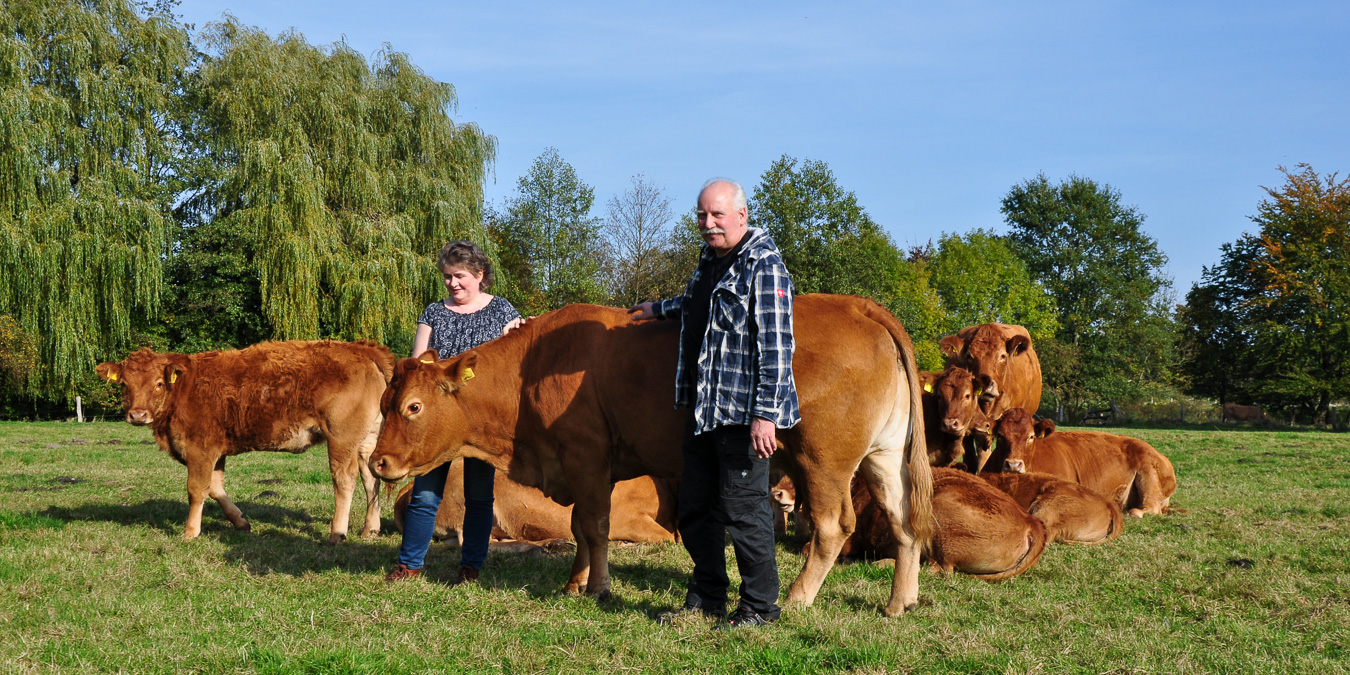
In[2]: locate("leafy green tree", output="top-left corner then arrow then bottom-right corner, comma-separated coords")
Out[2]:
491,148 -> 606,315
0,0 -> 192,401
749,155 -> 945,362
1001,174 -> 1177,406
927,229 -> 1059,339
181,19 -> 495,348
1182,165 -> 1350,423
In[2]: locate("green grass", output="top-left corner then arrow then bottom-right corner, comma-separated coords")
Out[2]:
1,421 -> 1348,673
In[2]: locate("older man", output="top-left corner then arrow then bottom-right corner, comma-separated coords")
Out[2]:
630,178 -> 798,629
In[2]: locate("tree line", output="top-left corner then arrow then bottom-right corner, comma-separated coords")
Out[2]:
2,0 -> 1346,426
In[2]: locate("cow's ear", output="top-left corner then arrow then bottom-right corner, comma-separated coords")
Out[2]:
1035,418 -> 1056,437
939,335 -> 964,360
438,353 -> 478,394
96,362 -> 122,383
971,374 -> 985,398
164,362 -> 186,389
918,371 -> 938,393
1007,335 -> 1031,357
416,349 -> 440,364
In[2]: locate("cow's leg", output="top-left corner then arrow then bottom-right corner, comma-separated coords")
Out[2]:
858,450 -> 920,616
184,455 -> 211,540
563,507 -> 592,595
326,442 -> 359,544
209,456 -> 249,532
355,418 -> 382,538
569,489 -> 613,599
785,465 -> 856,607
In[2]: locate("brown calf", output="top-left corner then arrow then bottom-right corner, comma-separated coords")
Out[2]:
97,341 -> 392,542
980,472 -> 1123,545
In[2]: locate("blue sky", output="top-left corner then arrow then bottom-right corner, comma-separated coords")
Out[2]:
176,1 -> 1350,295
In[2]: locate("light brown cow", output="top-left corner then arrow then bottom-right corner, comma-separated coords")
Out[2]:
1222,402 -> 1265,423
392,457 -> 678,544
918,366 -> 991,468
810,469 -> 1047,581
940,323 -> 1043,420
979,472 -> 1123,545
370,295 -> 934,616
988,409 -> 1176,517
96,341 -> 392,542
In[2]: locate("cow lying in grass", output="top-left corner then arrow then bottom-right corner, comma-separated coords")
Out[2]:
987,409 -> 1176,517
392,457 -> 678,547
980,472 -> 1123,545
97,341 -> 393,542
784,469 -> 1047,581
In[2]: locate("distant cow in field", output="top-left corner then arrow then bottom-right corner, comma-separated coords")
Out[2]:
797,469 -> 1046,582
919,366 -> 992,469
980,472 -> 1123,545
392,457 -> 678,545
97,341 -> 393,542
940,323 -> 1043,421
1222,403 -> 1264,423
987,409 -> 1176,518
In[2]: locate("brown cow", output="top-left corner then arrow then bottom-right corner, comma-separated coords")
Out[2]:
918,366 -> 990,468
370,295 -> 934,616
1222,402 -> 1264,423
979,472 -> 1123,545
817,469 -> 1046,581
940,323 -> 1043,420
96,341 -> 392,542
988,409 -> 1176,517
392,457 -> 678,544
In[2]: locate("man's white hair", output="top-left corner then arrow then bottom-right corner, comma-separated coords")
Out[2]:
700,178 -> 748,211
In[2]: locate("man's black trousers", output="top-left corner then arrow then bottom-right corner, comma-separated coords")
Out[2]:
678,420 -> 781,619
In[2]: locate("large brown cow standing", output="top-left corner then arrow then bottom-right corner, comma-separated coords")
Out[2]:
987,409 -> 1176,518
940,323 -> 1043,421
370,294 -> 934,617
96,341 -> 393,542
391,457 -> 679,544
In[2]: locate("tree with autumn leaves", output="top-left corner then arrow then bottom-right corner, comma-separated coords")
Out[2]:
1179,165 -> 1350,425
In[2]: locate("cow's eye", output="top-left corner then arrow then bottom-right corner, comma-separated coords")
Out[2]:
407,402 -> 422,415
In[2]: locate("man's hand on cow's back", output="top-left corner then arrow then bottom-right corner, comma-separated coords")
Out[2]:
628,302 -> 656,321
751,417 -> 776,459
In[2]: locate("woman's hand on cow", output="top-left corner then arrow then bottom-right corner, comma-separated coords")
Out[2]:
502,317 -> 527,336
750,417 -> 777,459
627,302 -> 656,321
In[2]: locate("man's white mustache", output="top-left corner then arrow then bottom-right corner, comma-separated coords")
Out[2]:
703,228 -> 726,235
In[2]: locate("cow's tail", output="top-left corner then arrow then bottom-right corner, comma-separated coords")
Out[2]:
859,299 -> 935,548
352,339 -> 397,384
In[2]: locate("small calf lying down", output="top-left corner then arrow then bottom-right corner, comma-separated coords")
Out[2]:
979,472 -> 1123,545
393,458 -> 679,552
789,468 -> 1047,582
988,409 -> 1177,518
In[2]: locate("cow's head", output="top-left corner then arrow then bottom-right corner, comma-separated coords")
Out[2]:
770,474 -> 797,515
922,366 -> 985,436
988,408 -> 1055,473
939,325 -> 1031,417
96,349 -> 190,426
369,350 -> 480,482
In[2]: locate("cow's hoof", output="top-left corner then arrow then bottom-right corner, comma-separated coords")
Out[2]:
562,582 -> 583,595
236,521 -> 252,533
590,589 -> 613,604
882,602 -> 918,618
328,533 -> 347,545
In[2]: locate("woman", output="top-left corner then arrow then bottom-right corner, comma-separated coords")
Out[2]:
385,241 -> 522,584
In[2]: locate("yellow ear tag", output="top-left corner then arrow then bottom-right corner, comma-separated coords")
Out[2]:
170,372 -> 177,384
109,373 -> 118,382
419,356 -> 435,364
975,387 -> 984,397
462,367 -> 475,382
922,382 -> 933,393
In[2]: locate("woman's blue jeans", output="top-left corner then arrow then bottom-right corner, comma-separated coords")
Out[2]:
397,457 -> 495,571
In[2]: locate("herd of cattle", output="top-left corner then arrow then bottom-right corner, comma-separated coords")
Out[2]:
95,294 -> 1177,615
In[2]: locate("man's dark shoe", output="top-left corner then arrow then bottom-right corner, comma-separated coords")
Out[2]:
452,565 -> 480,586
713,606 -> 776,631
656,603 -> 725,625
384,564 -> 420,582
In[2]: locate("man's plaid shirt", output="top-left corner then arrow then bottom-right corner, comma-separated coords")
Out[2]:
653,227 -> 801,435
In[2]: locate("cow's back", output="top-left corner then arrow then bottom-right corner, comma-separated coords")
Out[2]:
1029,432 -> 1147,508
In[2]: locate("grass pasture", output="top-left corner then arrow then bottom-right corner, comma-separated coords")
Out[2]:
1,422 -> 1348,674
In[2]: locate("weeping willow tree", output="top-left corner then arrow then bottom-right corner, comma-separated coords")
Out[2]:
181,19 -> 496,349
0,0 -> 191,400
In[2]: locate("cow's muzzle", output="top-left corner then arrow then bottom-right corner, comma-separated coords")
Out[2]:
126,410 -> 152,426
369,455 -> 408,482
1003,459 -> 1026,474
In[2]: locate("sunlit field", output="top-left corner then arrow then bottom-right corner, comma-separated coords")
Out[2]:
2,421 -> 1347,674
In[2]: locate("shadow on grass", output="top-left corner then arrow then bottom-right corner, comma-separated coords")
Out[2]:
35,498 -> 320,539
